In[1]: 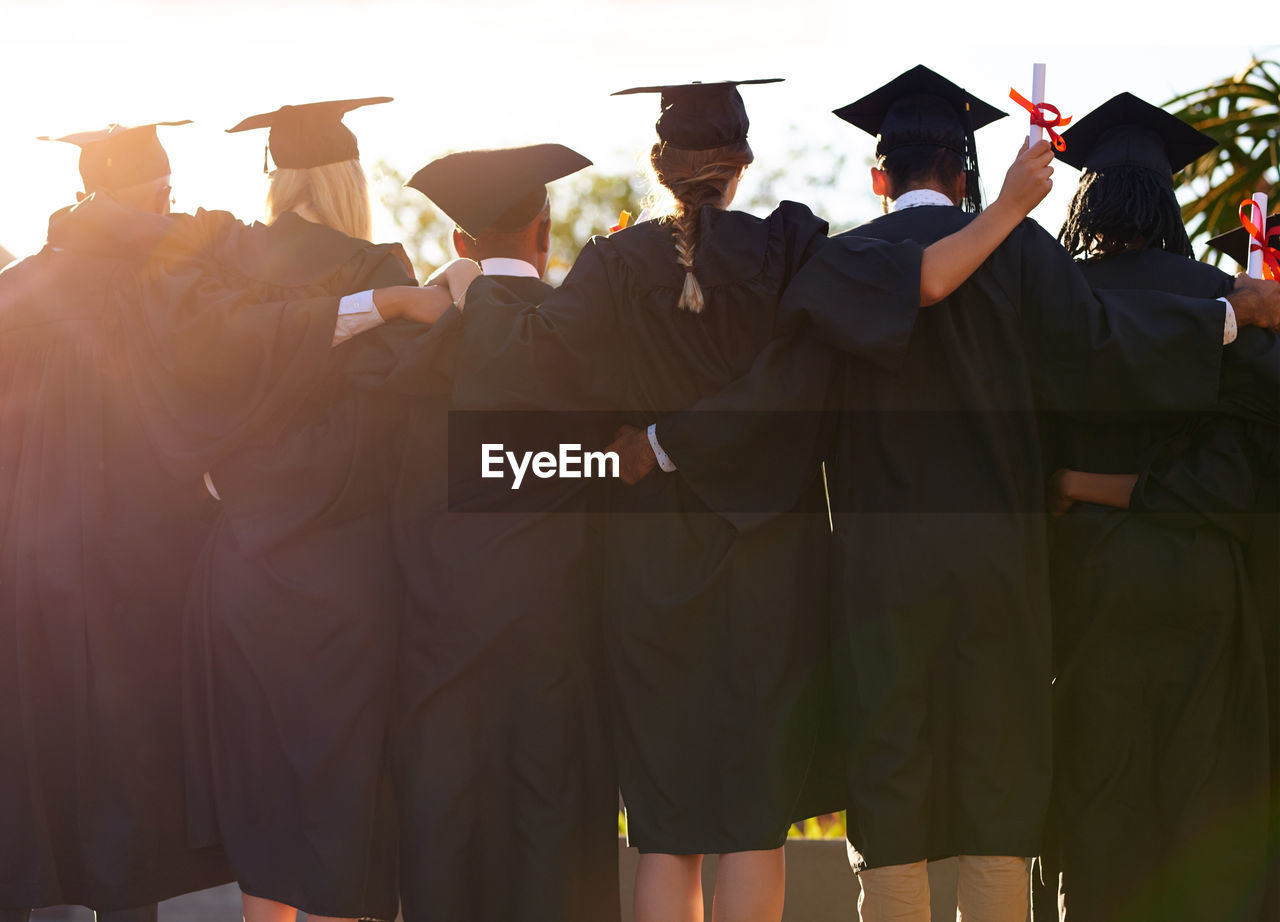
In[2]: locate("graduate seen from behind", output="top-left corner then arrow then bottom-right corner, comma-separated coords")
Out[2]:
1043,100 -> 1280,920
46,98 -> 453,922
432,76 -> 1056,922
162,96 -> 455,922
387,144 -> 621,922
0,120 -> 234,922
624,65 -> 1280,922
1104,214 -> 1280,922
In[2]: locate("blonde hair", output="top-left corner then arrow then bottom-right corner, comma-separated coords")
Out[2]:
265,158 -> 372,241
648,140 -> 753,313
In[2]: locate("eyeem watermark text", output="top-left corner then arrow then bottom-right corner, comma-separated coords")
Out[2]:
481,443 -> 620,490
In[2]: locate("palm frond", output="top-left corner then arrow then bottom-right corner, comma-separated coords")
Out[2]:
1165,58 -> 1280,265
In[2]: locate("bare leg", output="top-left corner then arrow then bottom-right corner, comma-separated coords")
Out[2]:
712,848 -> 785,922
955,856 -> 1028,922
241,892 -> 298,922
635,852 -> 704,922
96,905 -> 158,922
857,860 -> 930,922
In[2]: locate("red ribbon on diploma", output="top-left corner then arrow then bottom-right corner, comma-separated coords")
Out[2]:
1009,88 -> 1071,152
1239,199 -> 1280,280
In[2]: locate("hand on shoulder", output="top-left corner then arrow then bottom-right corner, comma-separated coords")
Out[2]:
426,258 -> 483,309
1229,275 -> 1280,332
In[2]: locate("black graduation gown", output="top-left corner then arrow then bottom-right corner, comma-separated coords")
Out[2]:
456,203 -> 925,854
0,211 -> 233,912
46,197 -> 425,918
1039,249 -> 1270,922
783,207 -> 1229,870
1120,284 -> 1280,827
155,212 -> 416,920
387,272 -> 620,922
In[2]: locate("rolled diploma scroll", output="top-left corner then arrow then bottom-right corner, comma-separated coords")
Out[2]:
1248,192 -> 1269,279
1030,63 -> 1046,145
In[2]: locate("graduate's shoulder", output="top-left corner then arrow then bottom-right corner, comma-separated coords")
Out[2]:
599,200 -> 827,291
484,275 -> 555,300
836,205 -> 973,246
205,211 -> 416,293
461,273 -> 557,316
1077,248 -> 1234,298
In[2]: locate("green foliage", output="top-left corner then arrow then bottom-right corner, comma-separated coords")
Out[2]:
544,169 -> 652,283
1167,58 -> 1280,261
371,161 -> 454,279
789,812 -> 848,840
739,142 -> 859,231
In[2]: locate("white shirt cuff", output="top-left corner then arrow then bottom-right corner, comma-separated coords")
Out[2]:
648,423 -> 677,473
333,289 -> 385,346
1220,297 -> 1238,345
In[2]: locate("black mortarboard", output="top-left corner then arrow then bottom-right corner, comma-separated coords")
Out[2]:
611,79 -> 783,150
405,144 -> 592,238
834,65 -> 1005,213
834,64 -> 1006,155
1057,92 -> 1216,177
1206,212 -> 1280,268
226,97 -> 392,170
40,121 -> 190,190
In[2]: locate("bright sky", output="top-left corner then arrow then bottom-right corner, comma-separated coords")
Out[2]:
1,0 -> 1276,266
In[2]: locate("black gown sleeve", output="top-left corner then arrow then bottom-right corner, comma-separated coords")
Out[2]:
51,197 -> 410,479
1016,222 -> 1227,414
777,234 -> 925,368
116,263 -> 342,479
453,240 -> 627,413
1218,326 -> 1280,425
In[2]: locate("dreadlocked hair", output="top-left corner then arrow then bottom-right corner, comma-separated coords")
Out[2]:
1058,165 -> 1193,260
649,139 -> 754,313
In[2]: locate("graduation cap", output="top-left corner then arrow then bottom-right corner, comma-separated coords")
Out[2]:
611,79 -> 783,151
40,120 -> 191,191
405,144 -> 592,238
1056,92 -> 1216,178
834,65 -> 1005,212
227,97 -> 392,171
1206,212 -> 1280,268
834,65 -> 1006,156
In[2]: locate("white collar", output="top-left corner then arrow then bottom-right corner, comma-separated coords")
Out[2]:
480,257 -> 541,279
891,189 -> 957,212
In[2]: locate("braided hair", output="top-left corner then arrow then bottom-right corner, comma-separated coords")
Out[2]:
1058,165 -> 1192,259
649,139 -> 754,313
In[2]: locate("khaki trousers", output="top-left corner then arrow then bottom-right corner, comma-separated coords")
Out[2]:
857,856 -> 1029,922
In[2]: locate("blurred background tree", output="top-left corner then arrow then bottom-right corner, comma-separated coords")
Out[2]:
1169,58 -> 1280,262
